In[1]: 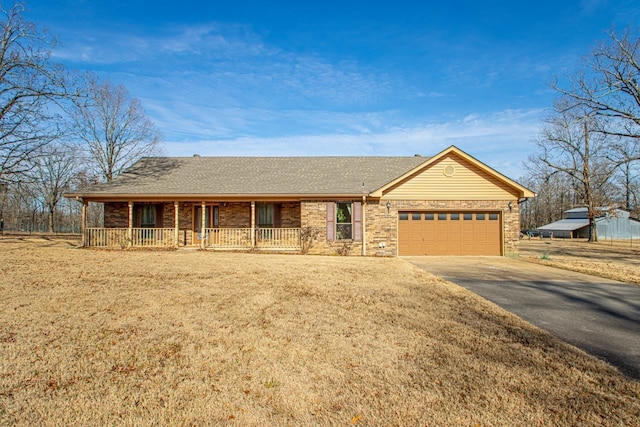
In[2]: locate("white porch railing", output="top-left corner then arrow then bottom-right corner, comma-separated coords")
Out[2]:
85,228 -> 129,248
131,228 -> 175,247
84,227 -> 176,248
203,228 -> 252,248
84,227 -> 301,250
256,227 -> 301,249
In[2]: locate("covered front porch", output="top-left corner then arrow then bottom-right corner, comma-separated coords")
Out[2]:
81,200 -> 302,250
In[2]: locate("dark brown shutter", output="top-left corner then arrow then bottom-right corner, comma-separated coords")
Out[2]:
134,206 -> 141,227
353,201 -> 362,242
326,202 -> 335,241
155,204 -> 164,228
274,204 -> 282,228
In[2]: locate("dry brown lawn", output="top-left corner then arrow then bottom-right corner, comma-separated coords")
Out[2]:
1,237 -> 639,426
519,238 -> 640,285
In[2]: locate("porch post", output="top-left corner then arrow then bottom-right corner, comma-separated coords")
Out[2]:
128,201 -> 134,248
81,199 -> 87,247
174,201 -> 179,247
250,201 -> 256,247
201,201 -> 206,249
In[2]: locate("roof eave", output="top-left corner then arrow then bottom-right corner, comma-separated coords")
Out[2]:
63,192 -> 370,202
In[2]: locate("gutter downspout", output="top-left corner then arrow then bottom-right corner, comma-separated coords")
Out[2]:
362,195 -> 367,256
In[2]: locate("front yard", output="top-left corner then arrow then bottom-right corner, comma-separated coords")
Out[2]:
519,238 -> 640,285
1,237 -> 639,426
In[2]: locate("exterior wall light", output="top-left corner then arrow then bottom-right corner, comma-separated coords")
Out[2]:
386,201 -> 391,213
508,201 -> 513,212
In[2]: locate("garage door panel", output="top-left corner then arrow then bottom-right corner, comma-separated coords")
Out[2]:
399,211 -> 501,256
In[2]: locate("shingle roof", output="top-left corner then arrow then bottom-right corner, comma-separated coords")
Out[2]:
71,156 -> 429,198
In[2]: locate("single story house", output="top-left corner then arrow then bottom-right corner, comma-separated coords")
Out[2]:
64,146 -> 535,256
537,207 -> 640,239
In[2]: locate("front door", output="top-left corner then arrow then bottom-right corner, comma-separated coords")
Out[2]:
193,205 -> 219,245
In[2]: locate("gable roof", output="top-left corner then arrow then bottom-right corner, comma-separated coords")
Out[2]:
66,156 -> 428,201
370,146 -> 535,198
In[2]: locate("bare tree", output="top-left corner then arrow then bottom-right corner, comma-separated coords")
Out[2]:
73,79 -> 161,182
0,3 -> 74,182
519,168 -> 578,230
554,29 -> 640,147
533,102 -> 619,242
608,136 -> 640,211
32,143 -> 77,232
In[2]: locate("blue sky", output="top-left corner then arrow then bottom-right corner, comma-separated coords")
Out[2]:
22,0 -> 640,179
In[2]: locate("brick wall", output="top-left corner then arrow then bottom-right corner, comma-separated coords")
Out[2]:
300,199 -> 520,256
366,199 -> 520,256
104,202 -> 128,228
220,203 -> 250,228
280,202 -> 301,228
300,200 -> 363,255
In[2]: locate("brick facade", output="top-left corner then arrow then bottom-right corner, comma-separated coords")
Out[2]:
101,198 -> 520,255
104,202 -> 128,228
300,200 -> 364,255
362,199 -> 520,256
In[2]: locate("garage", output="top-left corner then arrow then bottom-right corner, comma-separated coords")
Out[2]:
398,211 -> 502,256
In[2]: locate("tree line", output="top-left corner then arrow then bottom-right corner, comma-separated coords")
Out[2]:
0,3 -> 160,233
520,29 -> 640,242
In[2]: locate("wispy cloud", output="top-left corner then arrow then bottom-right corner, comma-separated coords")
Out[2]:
52,22 -> 270,64
46,16 -> 547,182
54,22 -> 394,111
162,108 -> 543,180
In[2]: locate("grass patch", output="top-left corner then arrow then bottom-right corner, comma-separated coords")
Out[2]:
520,239 -> 640,285
1,237 -> 639,426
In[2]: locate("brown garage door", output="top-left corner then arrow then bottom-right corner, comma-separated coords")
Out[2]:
398,212 -> 502,256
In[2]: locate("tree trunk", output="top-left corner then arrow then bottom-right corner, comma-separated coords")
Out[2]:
583,122 -> 598,243
48,205 -> 55,233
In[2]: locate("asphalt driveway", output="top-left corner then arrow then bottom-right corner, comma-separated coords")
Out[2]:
404,256 -> 640,380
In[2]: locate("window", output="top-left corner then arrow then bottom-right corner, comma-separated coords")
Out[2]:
463,213 -> 473,220
336,202 -> 353,240
450,213 -> 460,220
425,213 -> 434,220
438,213 -> 447,220
257,203 -> 274,227
412,213 -> 422,220
489,213 -> 499,221
399,213 -> 409,220
327,201 -> 361,242
140,205 -> 156,228
476,213 -> 486,220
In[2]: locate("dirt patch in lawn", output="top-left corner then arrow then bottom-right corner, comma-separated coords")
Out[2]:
1,238 -> 639,426
519,238 -> 640,285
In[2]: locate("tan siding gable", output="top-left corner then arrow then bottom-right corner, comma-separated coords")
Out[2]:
382,153 -> 520,200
